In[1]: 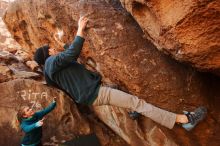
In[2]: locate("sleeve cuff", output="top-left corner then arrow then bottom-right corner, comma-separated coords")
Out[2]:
52,101 -> 57,106
63,44 -> 70,50
75,35 -> 85,43
50,101 -> 57,109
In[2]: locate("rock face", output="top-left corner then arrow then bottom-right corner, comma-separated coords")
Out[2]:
2,0 -> 220,146
0,1 -> 129,146
119,0 -> 220,73
0,0 -> 21,53
0,50 -> 41,83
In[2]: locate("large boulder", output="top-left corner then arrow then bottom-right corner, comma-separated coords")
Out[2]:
119,0 -> 220,73
2,0 -> 220,145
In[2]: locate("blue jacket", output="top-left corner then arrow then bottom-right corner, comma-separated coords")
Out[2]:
21,101 -> 56,145
44,36 -> 101,105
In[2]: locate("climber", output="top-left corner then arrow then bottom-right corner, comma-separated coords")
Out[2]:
17,98 -> 57,146
33,16 -> 207,131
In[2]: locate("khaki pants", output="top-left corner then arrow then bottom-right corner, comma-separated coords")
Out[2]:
93,86 -> 176,129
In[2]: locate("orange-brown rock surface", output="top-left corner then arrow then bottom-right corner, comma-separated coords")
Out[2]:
0,0 -> 21,53
2,0 -> 220,146
120,0 -> 220,73
0,50 -> 41,82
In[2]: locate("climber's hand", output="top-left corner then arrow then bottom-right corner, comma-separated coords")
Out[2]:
78,16 -> 89,31
77,16 -> 89,37
53,97 -> 57,102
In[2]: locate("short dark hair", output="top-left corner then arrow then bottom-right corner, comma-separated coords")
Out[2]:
34,45 -> 50,65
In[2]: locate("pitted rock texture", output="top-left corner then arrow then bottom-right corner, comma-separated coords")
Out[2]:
2,0 -> 220,146
119,0 -> 220,73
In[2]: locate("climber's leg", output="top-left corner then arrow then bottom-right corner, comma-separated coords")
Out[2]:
93,86 -> 176,129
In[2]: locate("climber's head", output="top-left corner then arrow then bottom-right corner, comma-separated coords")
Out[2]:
17,106 -> 34,123
34,45 -> 59,65
34,45 -> 50,65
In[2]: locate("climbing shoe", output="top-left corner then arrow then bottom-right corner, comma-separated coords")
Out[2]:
128,111 -> 141,120
182,106 -> 207,131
